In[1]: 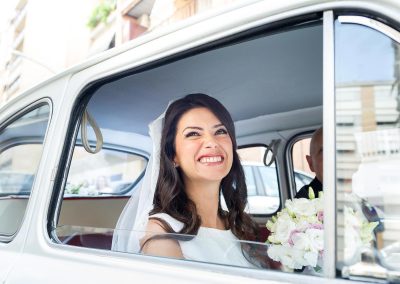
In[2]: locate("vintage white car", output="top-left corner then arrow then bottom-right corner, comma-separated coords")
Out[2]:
1,0 -> 400,283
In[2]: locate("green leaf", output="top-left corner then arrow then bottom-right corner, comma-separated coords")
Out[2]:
308,186 -> 315,199
87,0 -> 116,29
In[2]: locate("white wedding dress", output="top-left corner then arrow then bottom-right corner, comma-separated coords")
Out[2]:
149,213 -> 253,267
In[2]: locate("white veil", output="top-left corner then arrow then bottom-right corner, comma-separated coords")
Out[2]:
111,111 -> 164,253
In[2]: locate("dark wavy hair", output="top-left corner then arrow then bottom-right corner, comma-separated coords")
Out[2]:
149,93 -> 258,242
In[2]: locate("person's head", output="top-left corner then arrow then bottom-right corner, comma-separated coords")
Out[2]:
165,96 -> 236,188
152,93 -> 257,239
306,127 -> 323,183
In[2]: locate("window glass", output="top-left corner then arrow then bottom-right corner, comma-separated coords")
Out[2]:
57,225 -> 272,269
65,146 -> 147,196
0,104 -> 50,236
57,135 -> 148,230
291,137 -> 315,192
335,18 -> 400,275
238,146 -> 280,215
55,91 -> 152,238
243,165 -> 256,196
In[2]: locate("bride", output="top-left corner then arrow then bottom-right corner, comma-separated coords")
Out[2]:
113,93 -> 261,267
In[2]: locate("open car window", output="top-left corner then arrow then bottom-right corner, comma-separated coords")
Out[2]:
291,136 -> 315,193
238,146 -> 280,215
50,12 -> 323,276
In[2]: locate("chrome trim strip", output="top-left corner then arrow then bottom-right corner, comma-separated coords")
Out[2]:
323,10 -> 336,279
338,15 -> 400,43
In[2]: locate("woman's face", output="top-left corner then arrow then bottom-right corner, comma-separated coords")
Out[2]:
173,107 -> 233,185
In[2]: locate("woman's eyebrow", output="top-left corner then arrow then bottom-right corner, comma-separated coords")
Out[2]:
213,123 -> 225,129
182,124 -> 224,133
182,126 -> 203,133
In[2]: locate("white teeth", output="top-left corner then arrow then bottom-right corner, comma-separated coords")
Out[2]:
200,156 -> 222,163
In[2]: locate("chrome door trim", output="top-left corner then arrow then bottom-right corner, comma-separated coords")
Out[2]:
338,15 -> 400,43
323,10 -> 336,279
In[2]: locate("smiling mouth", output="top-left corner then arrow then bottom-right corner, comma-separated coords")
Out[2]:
198,156 -> 224,163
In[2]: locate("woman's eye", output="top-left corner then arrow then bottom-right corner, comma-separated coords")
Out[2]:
215,128 -> 228,135
185,131 -> 200,138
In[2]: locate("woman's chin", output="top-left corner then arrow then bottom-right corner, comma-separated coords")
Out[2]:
198,170 -> 230,182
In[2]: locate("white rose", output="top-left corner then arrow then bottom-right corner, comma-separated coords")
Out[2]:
286,198 -> 317,217
303,251 -> 319,267
291,232 -> 311,251
268,245 -> 304,270
305,228 -> 324,252
289,246 -> 308,269
274,212 -> 296,243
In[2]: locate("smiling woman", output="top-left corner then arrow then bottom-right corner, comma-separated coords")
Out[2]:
136,94 -> 259,267
173,107 -> 233,184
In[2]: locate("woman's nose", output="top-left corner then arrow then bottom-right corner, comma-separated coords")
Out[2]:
204,134 -> 218,148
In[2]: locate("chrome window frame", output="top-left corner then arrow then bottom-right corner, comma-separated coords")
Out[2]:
323,10 -> 336,279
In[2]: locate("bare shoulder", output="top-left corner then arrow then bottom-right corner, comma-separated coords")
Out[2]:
140,218 -> 184,259
146,218 -> 168,234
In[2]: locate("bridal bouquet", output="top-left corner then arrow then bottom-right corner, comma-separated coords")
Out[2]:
266,187 -> 324,271
266,188 -> 379,272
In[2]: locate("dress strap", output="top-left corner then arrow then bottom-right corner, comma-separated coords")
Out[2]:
149,213 -> 184,232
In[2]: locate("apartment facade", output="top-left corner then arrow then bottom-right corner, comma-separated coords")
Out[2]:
0,0 -> 237,106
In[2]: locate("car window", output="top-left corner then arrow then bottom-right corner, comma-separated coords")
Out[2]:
238,146 -> 280,215
335,16 -> 400,279
258,167 -> 279,197
242,165 -> 256,196
65,146 -> 147,196
57,131 -> 149,231
294,172 -> 313,190
0,104 -> 50,238
50,15 -> 322,276
58,225 -> 272,268
291,137 -> 315,192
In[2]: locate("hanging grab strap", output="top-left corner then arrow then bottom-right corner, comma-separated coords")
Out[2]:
81,109 -> 103,154
263,139 -> 280,167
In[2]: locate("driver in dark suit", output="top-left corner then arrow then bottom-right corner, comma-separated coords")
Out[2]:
295,127 -> 323,199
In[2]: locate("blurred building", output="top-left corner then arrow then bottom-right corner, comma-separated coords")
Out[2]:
0,0 -> 99,104
0,0 -> 237,105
